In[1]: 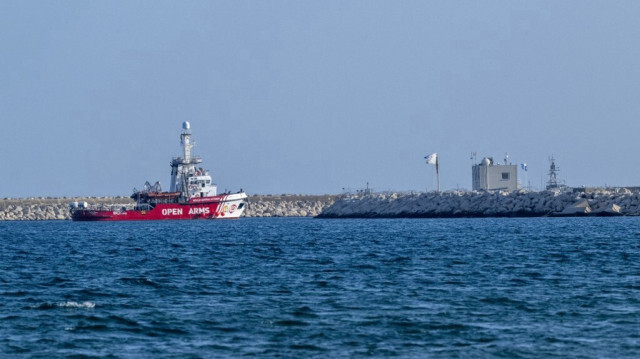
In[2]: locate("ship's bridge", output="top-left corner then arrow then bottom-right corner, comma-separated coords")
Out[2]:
186,173 -> 217,198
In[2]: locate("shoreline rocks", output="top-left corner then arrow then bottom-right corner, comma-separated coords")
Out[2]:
3,189 -> 638,221
0,197 -> 134,221
317,189 -> 637,218
244,195 -> 337,218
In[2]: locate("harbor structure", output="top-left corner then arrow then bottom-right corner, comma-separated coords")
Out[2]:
472,154 -> 518,192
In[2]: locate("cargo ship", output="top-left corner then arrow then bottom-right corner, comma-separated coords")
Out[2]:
70,122 -> 247,221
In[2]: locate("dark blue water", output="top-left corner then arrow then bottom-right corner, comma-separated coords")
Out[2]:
1,218 -> 639,358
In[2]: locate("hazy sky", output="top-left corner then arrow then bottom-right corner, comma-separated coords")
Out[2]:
2,1 -> 640,197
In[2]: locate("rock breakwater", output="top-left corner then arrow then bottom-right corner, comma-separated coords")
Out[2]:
317,189 -> 640,218
0,195 -> 338,221
0,197 -> 134,221
246,195 -> 337,217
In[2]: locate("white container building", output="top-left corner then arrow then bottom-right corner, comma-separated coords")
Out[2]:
472,156 -> 518,192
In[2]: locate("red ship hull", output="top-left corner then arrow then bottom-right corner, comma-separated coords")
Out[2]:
71,194 -> 246,221
70,122 -> 247,221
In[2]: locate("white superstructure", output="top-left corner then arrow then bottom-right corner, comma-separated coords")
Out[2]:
169,121 -> 218,199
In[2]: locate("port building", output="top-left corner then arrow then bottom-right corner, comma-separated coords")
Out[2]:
472,157 -> 518,192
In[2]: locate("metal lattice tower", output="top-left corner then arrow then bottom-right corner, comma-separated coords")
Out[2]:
546,156 -> 560,190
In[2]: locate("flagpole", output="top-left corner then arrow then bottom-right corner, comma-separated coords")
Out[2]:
424,153 -> 438,193
436,157 -> 440,192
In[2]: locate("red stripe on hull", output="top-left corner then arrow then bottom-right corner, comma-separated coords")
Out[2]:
71,202 -> 241,221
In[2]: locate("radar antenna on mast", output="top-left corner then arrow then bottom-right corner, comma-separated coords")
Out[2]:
546,156 -> 565,190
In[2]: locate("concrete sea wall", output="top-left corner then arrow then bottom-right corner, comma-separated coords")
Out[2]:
318,189 -> 639,218
0,195 -> 338,221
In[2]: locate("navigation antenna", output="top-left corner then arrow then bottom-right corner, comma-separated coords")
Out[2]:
546,156 -> 561,190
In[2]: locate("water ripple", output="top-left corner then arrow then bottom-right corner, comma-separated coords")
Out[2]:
0,218 -> 639,357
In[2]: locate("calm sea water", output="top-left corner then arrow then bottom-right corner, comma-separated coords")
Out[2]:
1,218 -> 639,358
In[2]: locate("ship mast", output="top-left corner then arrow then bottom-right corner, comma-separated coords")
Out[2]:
170,121 -> 202,196
181,121 -> 192,162
546,156 -> 561,190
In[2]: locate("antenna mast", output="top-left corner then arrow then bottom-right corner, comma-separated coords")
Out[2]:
546,156 -> 561,190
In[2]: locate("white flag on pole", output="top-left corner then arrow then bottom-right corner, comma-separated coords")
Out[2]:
425,153 -> 437,165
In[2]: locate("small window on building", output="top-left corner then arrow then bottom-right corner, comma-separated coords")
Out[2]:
502,172 -> 510,180
201,183 -> 206,188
